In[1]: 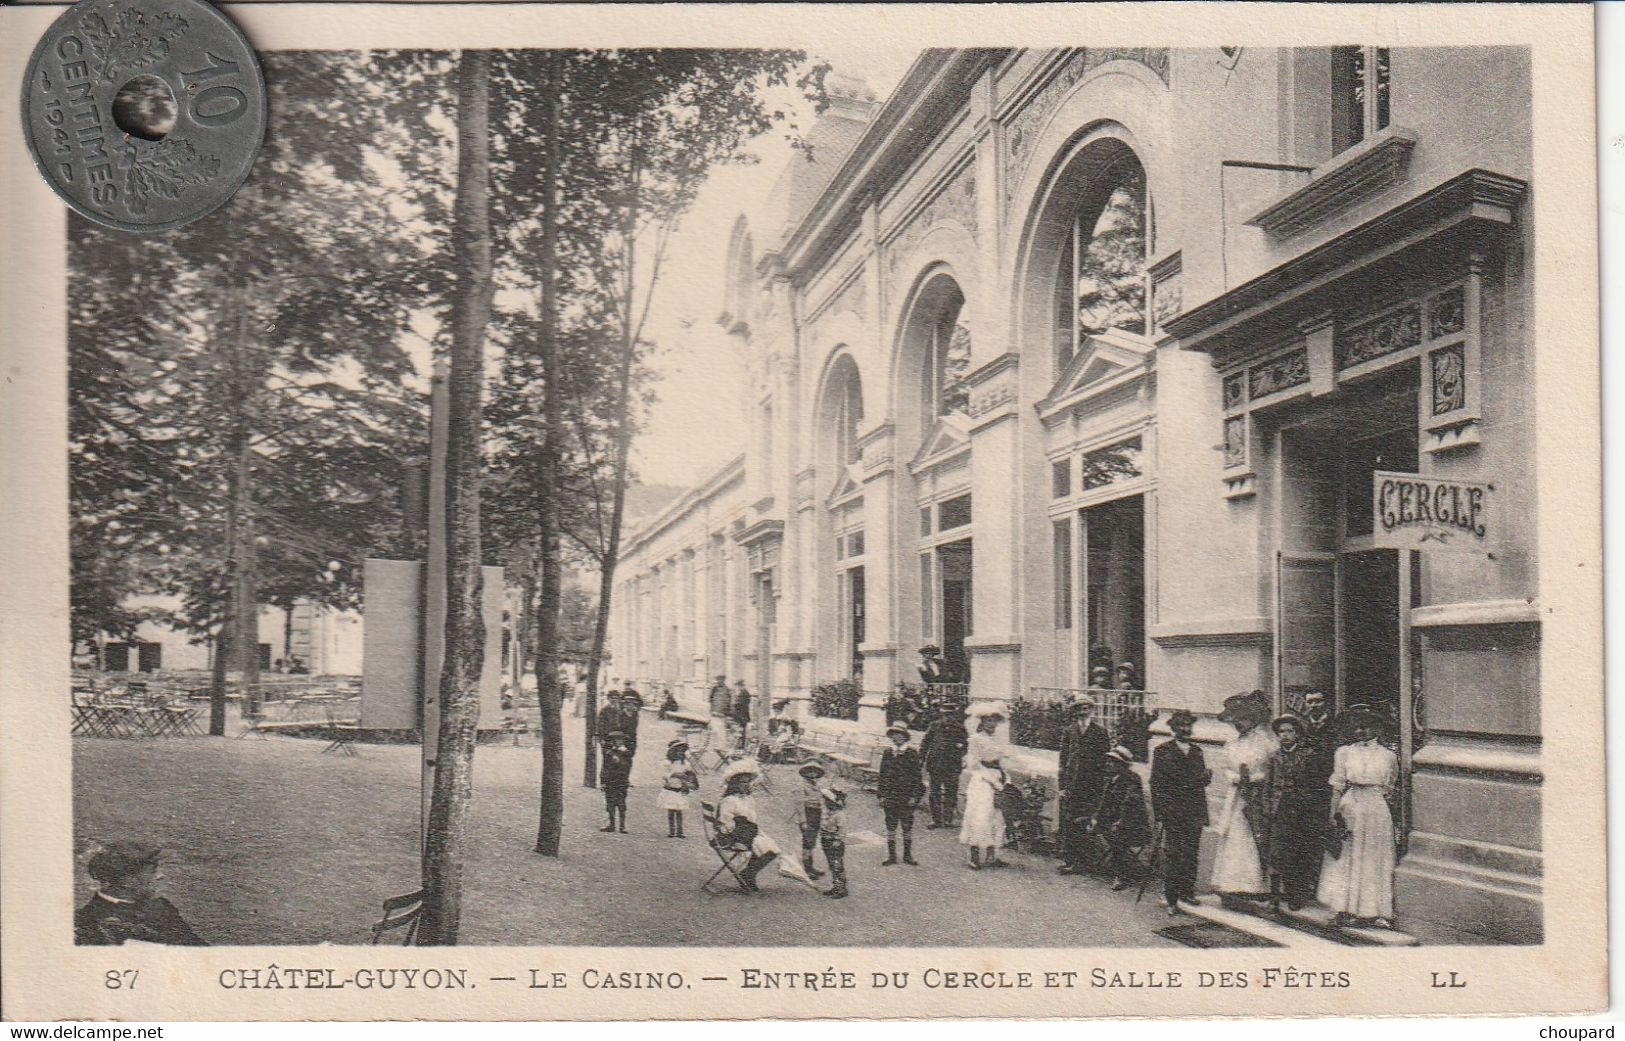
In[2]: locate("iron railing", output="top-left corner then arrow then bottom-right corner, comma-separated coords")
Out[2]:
1016,687 -> 1155,752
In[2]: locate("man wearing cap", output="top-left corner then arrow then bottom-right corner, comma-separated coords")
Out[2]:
1151,709 -> 1211,913
919,703 -> 969,828
1056,697 -> 1110,875
794,762 -> 830,881
76,842 -> 206,946
1266,713 -> 1326,911
1092,746 -> 1151,891
877,722 -> 924,866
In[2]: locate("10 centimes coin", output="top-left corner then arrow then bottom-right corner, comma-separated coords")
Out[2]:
21,0 -> 266,233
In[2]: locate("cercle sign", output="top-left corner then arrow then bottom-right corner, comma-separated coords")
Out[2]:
1371,470 -> 1494,553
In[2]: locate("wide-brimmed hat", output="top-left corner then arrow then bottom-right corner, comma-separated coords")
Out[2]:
721,759 -> 763,782
1218,690 -> 1271,726
1069,696 -> 1098,715
620,691 -> 644,706
1105,744 -> 1134,764
919,644 -> 941,655
1166,709 -> 1198,729
819,786 -> 847,807
667,738 -> 690,754
967,704 -> 1006,722
885,722 -> 910,738
87,841 -> 162,885
798,761 -> 826,779
1270,713 -> 1306,735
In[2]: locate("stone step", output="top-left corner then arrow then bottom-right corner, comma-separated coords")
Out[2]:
1274,903 -> 1421,947
1177,900 -> 1346,949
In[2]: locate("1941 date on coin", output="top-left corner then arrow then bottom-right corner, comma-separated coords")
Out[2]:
21,0 -> 265,233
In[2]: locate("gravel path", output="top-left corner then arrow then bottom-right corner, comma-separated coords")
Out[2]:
73,713 -> 1181,947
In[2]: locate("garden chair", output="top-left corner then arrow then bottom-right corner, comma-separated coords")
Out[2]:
699,800 -> 751,894
370,890 -> 423,944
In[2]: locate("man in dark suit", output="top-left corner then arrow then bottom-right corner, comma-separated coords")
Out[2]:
1056,698 -> 1110,875
1150,708 -> 1212,914
877,722 -> 925,865
919,703 -> 969,828
730,680 -> 753,747
75,842 -> 206,946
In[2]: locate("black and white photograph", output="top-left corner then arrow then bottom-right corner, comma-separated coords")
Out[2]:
0,1 -> 1606,1022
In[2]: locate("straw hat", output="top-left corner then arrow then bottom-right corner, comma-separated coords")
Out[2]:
967,703 -> 1006,722
721,758 -> 763,782
798,761 -> 826,779
1105,745 -> 1134,765
885,722 -> 910,738
1270,713 -> 1306,736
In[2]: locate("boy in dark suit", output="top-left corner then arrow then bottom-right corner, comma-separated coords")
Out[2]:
599,731 -> 633,833
75,842 -> 206,946
877,722 -> 924,865
1150,709 -> 1212,914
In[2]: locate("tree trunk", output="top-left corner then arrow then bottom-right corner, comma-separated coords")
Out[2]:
582,227 -> 641,783
208,624 -> 229,736
418,48 -> 493,946
236,433 -> 261,719
533,52 -> 567,855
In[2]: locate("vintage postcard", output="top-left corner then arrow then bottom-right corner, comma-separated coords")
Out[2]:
0,1 -> 1604,1022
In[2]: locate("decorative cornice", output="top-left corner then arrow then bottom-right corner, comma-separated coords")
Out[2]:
1168,169 -> 1528,353
1246,127 -> 1418,238
733,518 -> 784,548
964,351 -> 1020,388
1149,617 -> 1271,648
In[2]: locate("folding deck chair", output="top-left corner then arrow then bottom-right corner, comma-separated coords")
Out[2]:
699,800 -> 751,894
370,890 -> 423,944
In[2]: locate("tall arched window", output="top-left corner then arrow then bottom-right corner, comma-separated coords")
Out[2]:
924,285 -> 971,419
835,365 -> 864,466
1053,155 -> 1149,372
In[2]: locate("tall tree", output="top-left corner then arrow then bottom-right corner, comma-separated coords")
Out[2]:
417,48 -> 493,945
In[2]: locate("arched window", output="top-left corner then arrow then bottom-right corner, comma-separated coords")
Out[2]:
1053,155 -> 1149,372
835,366 -> 864,466
924,285 -> 971,419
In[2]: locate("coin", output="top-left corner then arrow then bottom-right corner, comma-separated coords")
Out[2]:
21,0 -> 265,233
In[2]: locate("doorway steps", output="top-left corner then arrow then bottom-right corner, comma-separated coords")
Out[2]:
1181,898 -> 1421,948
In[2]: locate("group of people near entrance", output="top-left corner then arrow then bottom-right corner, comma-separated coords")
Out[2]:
1202,689 -> 1400,928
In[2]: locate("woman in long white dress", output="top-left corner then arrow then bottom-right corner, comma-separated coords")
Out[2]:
716,761 -> 782,892
1210,691 -> 1278,906
1318,706 -> 1399,927
959,706 -> 1008,869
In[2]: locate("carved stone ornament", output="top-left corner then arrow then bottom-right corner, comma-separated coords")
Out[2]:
1247,348 -> 1309,399
1428,285 -> 1466,340
885,164 -> 977,282
1430,343 -> 1467,416
1337,303 -> 1421,370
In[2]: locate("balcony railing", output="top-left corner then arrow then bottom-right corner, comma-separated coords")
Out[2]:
1015,687 -> 1156,754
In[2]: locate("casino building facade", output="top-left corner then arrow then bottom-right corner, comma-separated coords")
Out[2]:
610,48 -> 1539,942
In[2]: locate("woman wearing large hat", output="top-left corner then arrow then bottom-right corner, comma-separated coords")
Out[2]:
1317,704 -> 1399,927
717,760 -> 783,892
1210,690 -> 1278,907
958,704 -> 1009,869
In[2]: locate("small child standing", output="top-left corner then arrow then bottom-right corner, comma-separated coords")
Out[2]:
599,731 -> 633,834
794,762 -> 829,880
660,738 -> 699,838
818,786 -> 850,899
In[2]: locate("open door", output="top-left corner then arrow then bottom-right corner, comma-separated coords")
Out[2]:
1275,551 -> 1337,715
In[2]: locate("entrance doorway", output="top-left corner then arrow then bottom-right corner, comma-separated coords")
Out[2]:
1274,365 -> 1420,826
937,539 -> 972,683
1082,494 -> 1145,687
